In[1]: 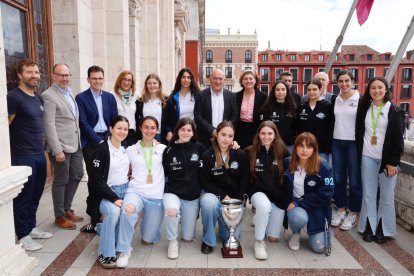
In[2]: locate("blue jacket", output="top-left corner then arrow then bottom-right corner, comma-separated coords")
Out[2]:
75,89 -> 118,149
284,160 -> 333,235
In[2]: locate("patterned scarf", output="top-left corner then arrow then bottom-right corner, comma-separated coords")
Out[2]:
119,90 -> 132,106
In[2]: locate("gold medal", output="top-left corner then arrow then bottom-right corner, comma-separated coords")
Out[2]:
371,135 -> 377,145
146,174 -> 153,184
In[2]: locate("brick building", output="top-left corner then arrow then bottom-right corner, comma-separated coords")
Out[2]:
258,45 -> 414,115
201,29 -> 258,92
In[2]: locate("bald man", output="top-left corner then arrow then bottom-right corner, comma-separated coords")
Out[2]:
194,69 -> 238,146
301,72 -> 334,103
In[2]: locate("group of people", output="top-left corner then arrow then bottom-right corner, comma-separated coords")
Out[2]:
7,59 -> 404,268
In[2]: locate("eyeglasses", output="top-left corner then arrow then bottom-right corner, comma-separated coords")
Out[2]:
122,78 -> 133,82
55,73 -> 72,78
89,77 -> 104,81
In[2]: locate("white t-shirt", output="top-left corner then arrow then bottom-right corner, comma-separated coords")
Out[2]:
333,91 -> 360,140
143,98 -> 163,134
179,92 -> 195,119
293,167 -> 306,198
127,141 -> 166,199
362,101 -> 391,159
107,139 -> 130,187
211,89 -> 224,128
111,91 -> 139,130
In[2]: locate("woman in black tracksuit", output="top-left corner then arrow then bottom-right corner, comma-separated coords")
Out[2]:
296,78 -> 334,163
162,117 -> 205,259
199,121 -> 249,254
260,80 -> 297,153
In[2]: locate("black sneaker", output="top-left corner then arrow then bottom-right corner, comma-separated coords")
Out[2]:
98,254 -> 116,269
80,223 -> 96,233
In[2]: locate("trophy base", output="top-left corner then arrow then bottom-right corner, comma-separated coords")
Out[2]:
221,245 -> 243,258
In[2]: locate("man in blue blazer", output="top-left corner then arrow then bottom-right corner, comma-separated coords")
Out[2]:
194,69 -> 238,146
75,65 -> 118,166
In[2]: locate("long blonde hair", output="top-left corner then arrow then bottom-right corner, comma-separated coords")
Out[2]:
114,70 -> 135,95
140,73 -> 167,106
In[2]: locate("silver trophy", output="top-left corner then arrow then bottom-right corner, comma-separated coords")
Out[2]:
220,198 -> 245,258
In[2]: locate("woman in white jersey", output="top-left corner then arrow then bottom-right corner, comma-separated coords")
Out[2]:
331,70 -> 362,231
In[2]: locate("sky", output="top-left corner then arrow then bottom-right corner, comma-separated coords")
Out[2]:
205,0 -> 414,54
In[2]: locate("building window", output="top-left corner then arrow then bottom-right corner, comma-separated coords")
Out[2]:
206,66 -> 212,78
276,54 -> 282,61
245,50 -> 252,63
385,54 -> 391,61
262,54 -> 268,62
335,54 -> 339,61
289,68 -> 298,82
206,50 -> 213,63
332,68 -> 341,82
303,68 -> 313,82
260,84 -> 269,94
367,54 -> 373,61
290,54 -> 296,61
225,50 -> 232,63
304,54 -> 310,62
332,84 -> 340,95
366,68 -> 375,81
275,68 -> 284,81
225,85 -> 233,91
349,54 -> 355,61
318,54 -> 324,62
318,68 -> 324,73
383,67 -> 395,83
225,67 -> 232,79
291,84 -> 298,95
401,84 -> 412,98
245,66 -> 252,71
260,68 -> 270,82
349,68 -> 359,81
402,67 -> 412,82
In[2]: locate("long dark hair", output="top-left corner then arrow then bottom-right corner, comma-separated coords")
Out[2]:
172,68 -> 200,95
110,115 -> 130,129
246,121 -> 287,183
261,80 -> 296,117
211,121 -> 235,169
170,117 -> 197,145
359,76 -> 392,112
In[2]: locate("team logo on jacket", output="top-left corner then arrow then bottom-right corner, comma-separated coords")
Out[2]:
93,159 -> 100,168
256,159 -> 260,164
190,153 -> 199,161
301,109 -> 306,114
307,180 -> 316,187
173,157 -> 177,163
316,112 -> 325,119
230,161 -> 239,169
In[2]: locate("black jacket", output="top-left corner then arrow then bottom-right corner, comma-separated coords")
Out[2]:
246,146 -> 288,210
163,141 -> 206,200
296,100 -> 334,153
260,101 -> 296,146
86,141 -> 122,225
194,88 -> 239,147
135,99 -> 169,144
200,147 -> 249,200
355,101 -> 404,173
164,91 -> 196,133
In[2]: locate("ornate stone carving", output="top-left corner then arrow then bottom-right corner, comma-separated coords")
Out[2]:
129,0 -> 142,21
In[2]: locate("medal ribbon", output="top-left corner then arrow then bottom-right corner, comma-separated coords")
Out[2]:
140,141 -> 153,176
370,102 -> 384,137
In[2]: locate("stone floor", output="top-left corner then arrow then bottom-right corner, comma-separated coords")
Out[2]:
26,181 -> 414,276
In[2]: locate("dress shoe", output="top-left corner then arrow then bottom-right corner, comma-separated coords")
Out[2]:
374,219 -> 388,244
201,242 -> 213,254
362,219 -> 374,242
65,209 -> 84,223
55,216 -> 76,230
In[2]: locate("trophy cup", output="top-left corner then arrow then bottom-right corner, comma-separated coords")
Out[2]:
220,198 -> 245,258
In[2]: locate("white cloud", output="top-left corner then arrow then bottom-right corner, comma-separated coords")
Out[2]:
205,0 -> 414,54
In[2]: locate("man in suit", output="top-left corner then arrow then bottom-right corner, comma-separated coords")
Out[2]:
194,68 -> 238,146
75,65 -> 118,165
301,72 -> 334,103
279,71 -> 301,105
43,64 -> 84,230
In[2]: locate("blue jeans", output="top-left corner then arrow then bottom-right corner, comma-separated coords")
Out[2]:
358,155 -> 397,236
331,139 -> 362,212
12,154 -> 46,240
116,192 -> 163,253
163,193 -> 199,241
97,183 -> 128,257
251,192 -> 285,240
287,207 -> 331,253
200,192 -> 240,247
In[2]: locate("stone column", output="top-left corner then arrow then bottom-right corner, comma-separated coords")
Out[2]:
129,0 -> 143,87
0,9 -> 38,275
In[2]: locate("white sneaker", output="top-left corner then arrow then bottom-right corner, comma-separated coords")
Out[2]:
167,240 -> 179,259
340,214 -> 356,231
254,240 -> 267,260
116,251 -> 131,268
19,235 -> 43,251
331,210 -> 346,227
288,233 -> 300,251
251,214 -> 256,227
29,228 -> 53,239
